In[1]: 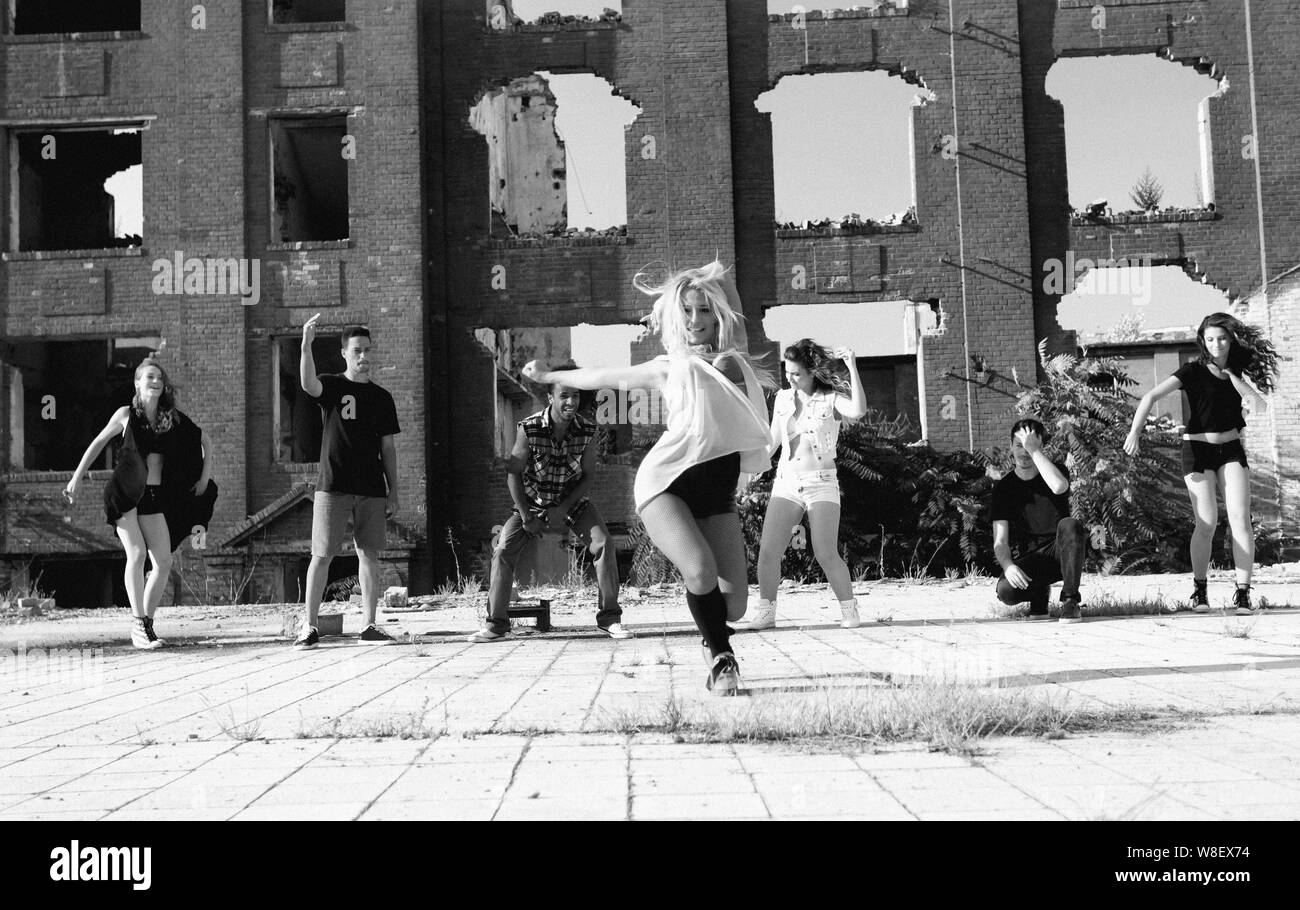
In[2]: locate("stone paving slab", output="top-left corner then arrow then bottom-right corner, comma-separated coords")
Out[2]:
1,571 -> 1299,819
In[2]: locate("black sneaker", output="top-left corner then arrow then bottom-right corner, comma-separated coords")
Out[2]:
142,615 -> 165,647
294,626 -> 320,650
360,623 -> 396,643
1190,585 -> 1210,613
1233,586 -> 1256,616
706,652 -> 741,696
1058,599 -> 1083,624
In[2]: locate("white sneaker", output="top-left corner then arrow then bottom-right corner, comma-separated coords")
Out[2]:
730,600 -> 776,631
467,626 -> 513,643
131,617 -> 162,650
838,599 -> 861,629
598,623 -> 635,639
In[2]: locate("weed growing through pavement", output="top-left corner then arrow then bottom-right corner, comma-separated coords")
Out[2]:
1221,617 -> 1257,639
294,698 -> 446,741
596,681 -> 1181,755
201,693 -> 264,742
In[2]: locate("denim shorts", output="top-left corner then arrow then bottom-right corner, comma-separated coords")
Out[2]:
770,468 -> 840,509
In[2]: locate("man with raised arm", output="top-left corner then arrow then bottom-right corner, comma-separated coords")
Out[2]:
293,314 -> 402,649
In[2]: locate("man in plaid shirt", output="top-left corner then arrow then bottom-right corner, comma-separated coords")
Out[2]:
469,366 -> 631,642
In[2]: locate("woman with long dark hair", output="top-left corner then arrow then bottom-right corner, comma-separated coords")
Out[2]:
523,261 -> 774,694
64,359 -> 215,648
733,338 -> 867,631
1124,312 -> 1278,614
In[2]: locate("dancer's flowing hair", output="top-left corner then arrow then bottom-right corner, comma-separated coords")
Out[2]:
635,260 -> 777,390
1196,312 -> 1280,394
783,338 -> 851,397
131,358 -> 178,432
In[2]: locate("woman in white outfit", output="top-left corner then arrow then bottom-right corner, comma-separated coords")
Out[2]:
524,261 -> 773,695
734,339 -> 867,631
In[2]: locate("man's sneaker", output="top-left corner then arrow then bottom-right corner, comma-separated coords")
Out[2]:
1058,599 -> 1083,624
706,652 -> 741,696
360,623 -> 396,643
730,600 -> 776,631
598,623 -> 635,639
142,615 -> 165,647
467,626 -> 512,643
294,626 -> 320,650
1189,585 -> 1211,613
1233,586 -> 1256,616
131,617 -> 162,651
1024,611 -> 1051,622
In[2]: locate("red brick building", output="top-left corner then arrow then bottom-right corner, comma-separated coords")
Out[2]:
1,0 -> 1296,606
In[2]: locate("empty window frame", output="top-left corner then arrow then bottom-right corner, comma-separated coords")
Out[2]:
11,127 -> 144,253
9,0 -> 140,35
269,116 -> 349,243
1046,56 -> 1221,213
756,71 -> 923,227
3,337 -> 159,472
270,0 -> 345,25
469,72 -> 640,237
273,335 -> 345,463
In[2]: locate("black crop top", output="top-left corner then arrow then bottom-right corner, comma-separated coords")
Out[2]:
127,408 -> 185,458
1173,361 -> 1245,434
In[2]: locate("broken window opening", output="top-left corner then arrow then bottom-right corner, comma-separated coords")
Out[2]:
271,0 -> 345,25
270,116 -> 349,243
492,0 -> 622,27
469,72 -> 640,238
3,337 -> 160,472
13,128 -> 143,253
473,323 -> 649,460
763,301 -> 922,438
1061,264 -> 1230,425
1047,56 -> 1221,215
767,0 -> 909,14
11,557 -> 127,610
9,0 -> 140,35
756,71 -> 922,230
274,336 -> 345,463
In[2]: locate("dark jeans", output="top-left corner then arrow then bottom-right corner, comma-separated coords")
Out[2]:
486,506 -> 621,631
995,518 -> 1085,613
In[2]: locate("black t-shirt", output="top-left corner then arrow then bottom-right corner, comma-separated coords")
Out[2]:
1173,360 -> 1245,434
311,374 -> 401,496
990,464 -> 1071,557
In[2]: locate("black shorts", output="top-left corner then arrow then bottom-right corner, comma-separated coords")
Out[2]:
135,485 -> 167,516
1181,438 -> 1248,476
663,453 -> 741,519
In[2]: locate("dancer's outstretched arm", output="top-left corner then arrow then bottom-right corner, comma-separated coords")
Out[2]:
63,407 -> 130,504
1124,375 -> 1182,456
523,358 -> 668,392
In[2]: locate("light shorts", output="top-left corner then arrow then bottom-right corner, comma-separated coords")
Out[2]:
770,467 -> 840,509
311,492 -> 388,558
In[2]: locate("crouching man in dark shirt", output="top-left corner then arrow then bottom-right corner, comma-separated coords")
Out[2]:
990,419 -> 1086,623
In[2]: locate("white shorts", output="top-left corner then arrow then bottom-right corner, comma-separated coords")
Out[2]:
770,468 -> 840,509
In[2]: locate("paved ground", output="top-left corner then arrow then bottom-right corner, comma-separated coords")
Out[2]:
2,567 -> 1299,820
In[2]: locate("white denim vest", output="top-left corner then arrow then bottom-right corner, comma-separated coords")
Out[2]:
773,387 -> 840,468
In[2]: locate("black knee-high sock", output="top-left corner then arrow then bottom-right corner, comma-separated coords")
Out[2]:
685,586 -> 731,659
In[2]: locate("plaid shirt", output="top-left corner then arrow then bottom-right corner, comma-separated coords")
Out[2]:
518,407 -> 596,521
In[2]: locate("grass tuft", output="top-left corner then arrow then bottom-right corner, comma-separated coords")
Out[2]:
597,681 -> 1170,755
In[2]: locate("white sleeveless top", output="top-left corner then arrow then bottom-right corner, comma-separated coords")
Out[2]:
633,352 -> 772,511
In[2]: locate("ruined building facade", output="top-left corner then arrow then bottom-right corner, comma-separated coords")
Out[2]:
1,0 -> 1296,605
